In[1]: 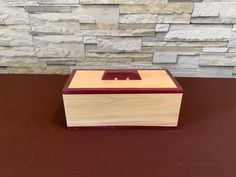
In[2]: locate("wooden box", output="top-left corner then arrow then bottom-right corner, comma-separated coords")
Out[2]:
62,69 -> 183,127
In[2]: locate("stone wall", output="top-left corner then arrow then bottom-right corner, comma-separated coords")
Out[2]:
1,0 -> 236,77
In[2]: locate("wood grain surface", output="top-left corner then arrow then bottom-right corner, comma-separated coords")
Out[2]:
69,70 -> 177,89
63,93 -> 183,127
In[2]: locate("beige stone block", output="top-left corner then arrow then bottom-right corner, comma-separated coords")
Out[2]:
157,14 -> 191,24
120,4 -> 193,14
96,37 -> 141,53
0,58 -> 46,67
7,66 -> 70,74
119,14 -> 157,24
80,0 -> 167,4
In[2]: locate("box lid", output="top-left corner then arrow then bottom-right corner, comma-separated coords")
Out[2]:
63,69 -> 183,94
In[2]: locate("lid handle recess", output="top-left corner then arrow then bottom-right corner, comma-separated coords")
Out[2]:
102,69 -> 141,80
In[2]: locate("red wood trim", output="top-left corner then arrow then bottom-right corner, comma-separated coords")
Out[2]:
165,69 -> 183,92
102,69 -> 141,80
62,69 -> 76,93
63,88 -> 183,94
67,126 -> 178,129
62,69 -> 183,94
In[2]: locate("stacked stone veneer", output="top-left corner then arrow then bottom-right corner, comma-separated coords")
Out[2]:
1,0 -> 236,77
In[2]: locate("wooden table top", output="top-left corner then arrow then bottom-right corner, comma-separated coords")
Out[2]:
0,74 -> 236,177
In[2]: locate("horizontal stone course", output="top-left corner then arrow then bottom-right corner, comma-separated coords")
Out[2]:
80,0 -> 167,4
0,0 -> 38,6
156,55 -> 199,69
142,41 -> 228,47
0,58 -> 46,67
192,2 -> 236,24
170,67 -> 233,77
119,14 -> 157,24
200,54 -> 236,66
8,66 -> 69,74
96,37 -> 142,53
165,25 -> 232,41
120,4 -> 193,14
25,6 -> 72,13
202,47 -> 228,53
38,0 -> 79,5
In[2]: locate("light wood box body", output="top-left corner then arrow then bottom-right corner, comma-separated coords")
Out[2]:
63,69 -> 183,127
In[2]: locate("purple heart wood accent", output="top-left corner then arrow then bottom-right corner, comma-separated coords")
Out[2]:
102,69 -> 142,80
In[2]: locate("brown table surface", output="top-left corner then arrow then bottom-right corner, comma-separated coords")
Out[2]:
0,74 -> 236,177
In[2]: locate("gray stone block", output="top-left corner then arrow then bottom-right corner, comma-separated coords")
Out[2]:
200,54 -> 236,66
176,55 -> 199,68
229,32 -> 236,47
0,47 -> 35,57
0,0 -> 38,6
45,58 -> 77,66
25,6 -> 71,13
203,47 -> 228,53
169,67 -> 233,77
155,24 -> 170,33
0,28 -> 33,47
169,0 -> 202,2
29,12 -> 80,34
79,5 -> 119,29
192,2 -> 236,24
142,41 -> 228,47
0,7 -> 29,25
38,0 -> 79,5
154,55 -> 199,69
33,35 -> 84,58
166,25 -> 232,41
153,52 -> 177,64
